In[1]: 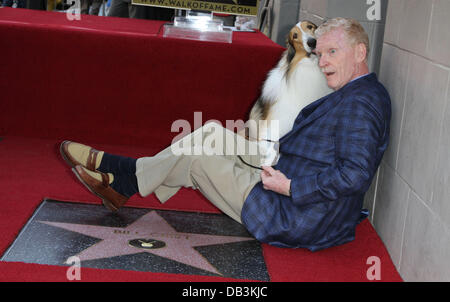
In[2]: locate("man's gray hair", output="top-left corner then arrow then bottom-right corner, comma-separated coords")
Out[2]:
315,17 -> 370,61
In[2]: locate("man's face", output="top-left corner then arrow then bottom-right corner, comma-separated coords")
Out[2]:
316,28 -> 360,90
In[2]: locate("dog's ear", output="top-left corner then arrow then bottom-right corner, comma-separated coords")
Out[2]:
287,41 -> 295,63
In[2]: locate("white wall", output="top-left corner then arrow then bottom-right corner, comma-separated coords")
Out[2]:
373,0 -> 450,281
299,0 -> 450,281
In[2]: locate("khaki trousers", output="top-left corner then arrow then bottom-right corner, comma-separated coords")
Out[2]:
136,122 -> 262,223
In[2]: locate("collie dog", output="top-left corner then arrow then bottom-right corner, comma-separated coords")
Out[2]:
244,21 -> 333,167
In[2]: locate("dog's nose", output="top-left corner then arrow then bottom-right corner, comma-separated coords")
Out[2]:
307,38 -> 316,50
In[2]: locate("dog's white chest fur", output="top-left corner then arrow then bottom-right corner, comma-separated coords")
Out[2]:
250,56 -> 332,140
265,56 -> 331,138
248,55 -> 333,166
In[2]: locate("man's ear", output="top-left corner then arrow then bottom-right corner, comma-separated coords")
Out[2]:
355,43 -> 367,63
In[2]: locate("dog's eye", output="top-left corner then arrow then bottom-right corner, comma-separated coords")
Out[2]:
293,33 -> 298,39
307,25 -> 313,30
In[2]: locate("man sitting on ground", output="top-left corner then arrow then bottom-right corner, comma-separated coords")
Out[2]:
60,17 -> 391,252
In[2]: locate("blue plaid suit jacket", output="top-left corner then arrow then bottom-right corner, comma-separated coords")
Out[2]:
241,73 -> 391,251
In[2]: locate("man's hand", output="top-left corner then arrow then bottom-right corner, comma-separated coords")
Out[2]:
261,166 -> 291,196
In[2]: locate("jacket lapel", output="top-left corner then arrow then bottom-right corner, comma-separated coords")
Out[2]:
280,73 -> 377,143
280,90 -> 343,142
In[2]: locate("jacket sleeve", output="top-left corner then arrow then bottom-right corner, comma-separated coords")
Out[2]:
290,96 -> 385,207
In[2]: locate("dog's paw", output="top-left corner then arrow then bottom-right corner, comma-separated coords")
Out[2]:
258,141 -> 280,166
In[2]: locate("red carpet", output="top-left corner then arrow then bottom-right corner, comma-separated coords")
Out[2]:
0,136 -> 402,282
0,8 -> 402,282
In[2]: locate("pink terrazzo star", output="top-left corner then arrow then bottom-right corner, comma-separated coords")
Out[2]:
39,211 -> 254,275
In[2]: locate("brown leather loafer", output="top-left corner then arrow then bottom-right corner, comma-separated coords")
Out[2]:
60,140 -> 101,171
72,165 -> 128,212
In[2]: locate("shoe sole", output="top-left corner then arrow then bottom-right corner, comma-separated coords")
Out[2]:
71,167 -> 119,212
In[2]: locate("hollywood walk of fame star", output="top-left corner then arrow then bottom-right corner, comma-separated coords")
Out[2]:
38,211 -> 255,275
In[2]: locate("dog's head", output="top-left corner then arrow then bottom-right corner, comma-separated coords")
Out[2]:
287,21 -> 318,61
